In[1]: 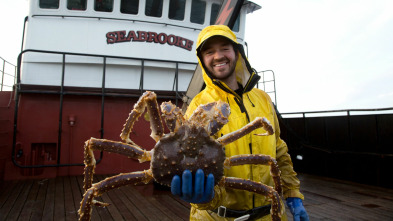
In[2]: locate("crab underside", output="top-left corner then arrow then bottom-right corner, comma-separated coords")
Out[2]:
79,91 -> 283,221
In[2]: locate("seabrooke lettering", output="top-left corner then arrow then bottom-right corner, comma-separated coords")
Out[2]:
106,30 -> 194,51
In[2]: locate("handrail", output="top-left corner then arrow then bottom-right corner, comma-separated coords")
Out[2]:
0,56 -> 17,91
257,70 -> 277,106
274,105 -> 393,158
281,107 -> 393,116
16,49 -> 197,85
12,49 -> 196,168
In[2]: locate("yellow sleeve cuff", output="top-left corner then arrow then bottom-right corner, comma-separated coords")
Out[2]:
283,189 -> 304,200
191,185 -> 225,210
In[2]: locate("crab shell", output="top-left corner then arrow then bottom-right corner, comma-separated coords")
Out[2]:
151,124 -> 226,186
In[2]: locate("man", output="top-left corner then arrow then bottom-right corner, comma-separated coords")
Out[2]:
171,25 -> 309,221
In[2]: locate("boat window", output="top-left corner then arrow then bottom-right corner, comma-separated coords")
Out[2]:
190,0 -> 206,25
232,15 -> 240,32
95,0 -> 114,12
67,0 -> 87,10
210,3 -> 220,24
210,2 -> 240,32
39,0 -> 59,9
145,0 -> 163,17
168,0 -> 186,21
121,0 -> 139,14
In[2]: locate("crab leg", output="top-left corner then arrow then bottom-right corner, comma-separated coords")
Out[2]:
217,117 -> 274,146
83,138 -> 151,190
160,101 -> 185,132
79,170 -> 154,221
224,154 -> 282,196
221,177 -> 283,221
120,91 -> 164,144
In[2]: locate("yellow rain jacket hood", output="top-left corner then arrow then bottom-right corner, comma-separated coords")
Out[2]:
186,25 -> 304,221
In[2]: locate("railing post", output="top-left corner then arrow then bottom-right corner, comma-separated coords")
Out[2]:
303,112 -> 308,143
57,53 -> 66,164
101,57 -> 106,139
1,59 -> 5,91
140,60 -> 144,94
14,66 -> 17,86
347,110 -> 352,148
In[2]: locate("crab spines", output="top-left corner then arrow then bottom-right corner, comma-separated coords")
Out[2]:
120,91 -> 164,143
82,137 -> 151,192
83,139 -> 96,191
222,177 -> 283,221
79,188 -> 95,221
225,154 -> 282,196
217,117 -> 274,146
160,101 -> 185,133
254,117 -> 274,136
86,138 -> 150,161
188,100 -> 230,136
79,171 -> 154,221
208,101 -> 230,136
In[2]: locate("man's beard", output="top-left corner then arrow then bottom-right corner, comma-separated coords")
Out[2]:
207,59 -> 237,82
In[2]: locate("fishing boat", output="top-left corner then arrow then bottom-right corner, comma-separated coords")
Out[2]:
0,0 -> 392,220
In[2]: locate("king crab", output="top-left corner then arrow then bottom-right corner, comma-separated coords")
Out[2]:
79,91 -> 284,221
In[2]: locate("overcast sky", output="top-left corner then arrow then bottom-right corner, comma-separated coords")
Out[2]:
245,0 -> 393,113
1,0 -> 392,113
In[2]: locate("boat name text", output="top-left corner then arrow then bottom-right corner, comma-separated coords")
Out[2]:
106,30 -> 194,51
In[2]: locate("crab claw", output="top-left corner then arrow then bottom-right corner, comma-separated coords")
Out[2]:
254,117 -> 274,136
208,101 -> 230,136
188,101 -> 230,136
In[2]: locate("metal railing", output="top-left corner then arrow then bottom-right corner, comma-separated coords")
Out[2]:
12,49 -> 197,168
0,56 -> 17,91
281,107 -> 393,117
257,70 -> 277,106
277,106 -> 393,188
277,106 -> 393,157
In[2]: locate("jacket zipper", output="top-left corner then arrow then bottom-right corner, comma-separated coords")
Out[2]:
234,95 -> 256,209
213,76 -> 259,208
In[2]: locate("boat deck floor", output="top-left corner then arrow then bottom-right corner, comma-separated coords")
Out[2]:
0,173 -> 392,221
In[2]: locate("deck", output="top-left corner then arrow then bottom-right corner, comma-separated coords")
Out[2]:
0,173 -> 392,221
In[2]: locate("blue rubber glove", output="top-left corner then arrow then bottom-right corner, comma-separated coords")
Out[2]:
171,169 -> 215,204
286,197 -> 309,221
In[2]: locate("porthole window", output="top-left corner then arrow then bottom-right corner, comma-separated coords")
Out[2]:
168,0 -> 186,21
39,0 -> 59,9
95,0 -> 114,12
67,0 -> 87,11
121,0 -> 139,14
190,0 -> 206,25
145,0 -> 163,18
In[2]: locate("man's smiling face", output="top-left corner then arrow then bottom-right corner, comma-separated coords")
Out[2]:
200,36 -> 238,82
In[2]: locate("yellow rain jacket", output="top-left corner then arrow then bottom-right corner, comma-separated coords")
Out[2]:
185,25 -> 304,221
